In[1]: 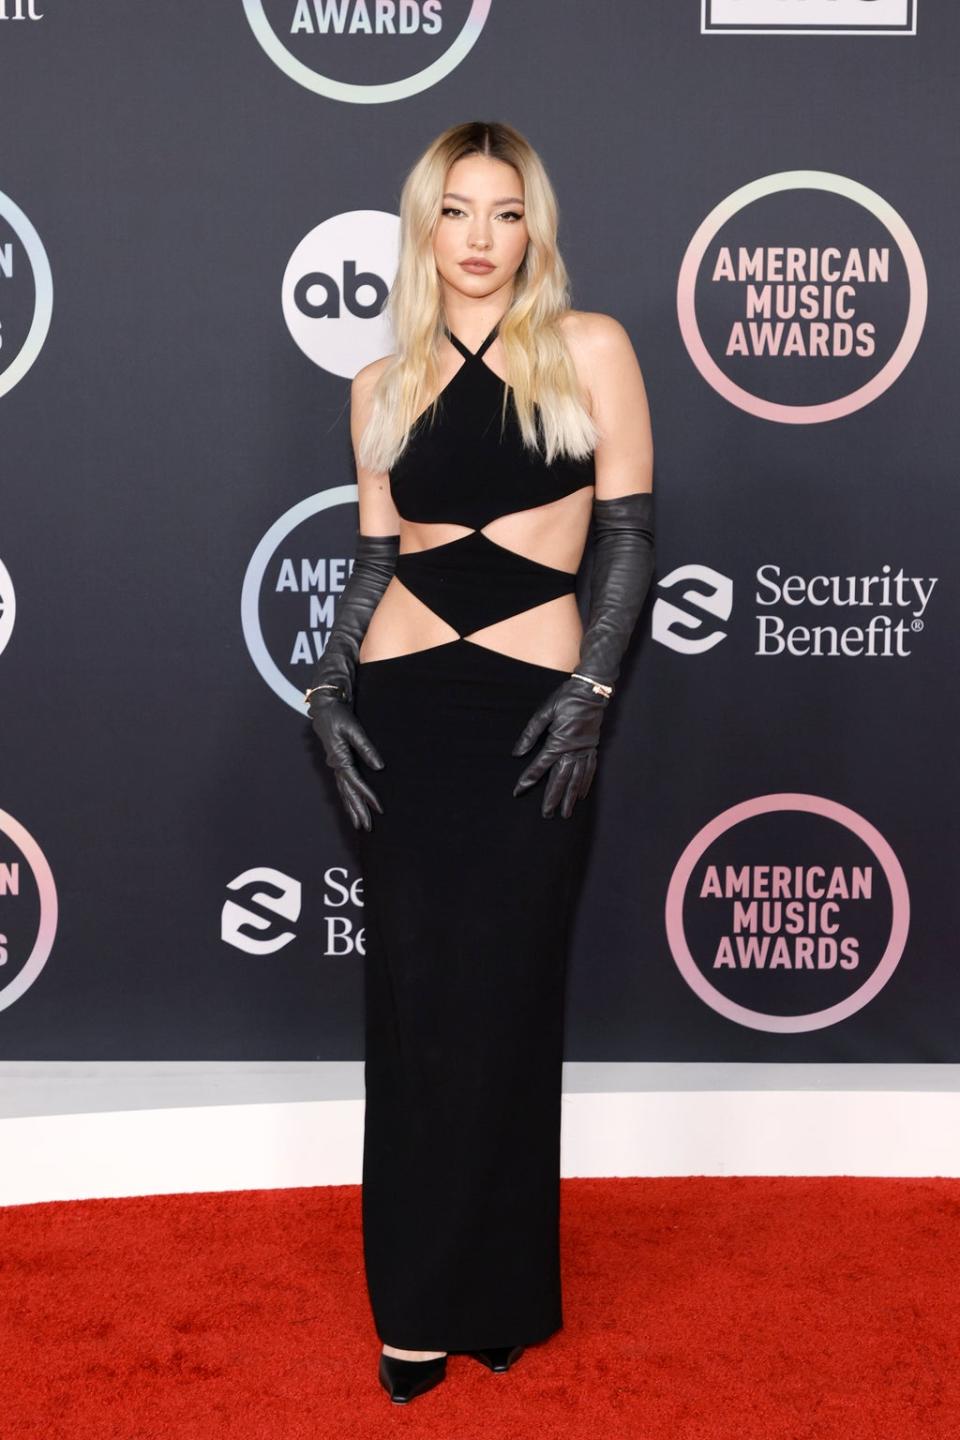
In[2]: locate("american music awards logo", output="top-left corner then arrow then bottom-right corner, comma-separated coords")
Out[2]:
0,187 -> 53,402
0,809 -> 58,1015
242,0 -> 493,102
665,793 -> 910,1033
676,171 -> 927,423
242,487 -> 361,712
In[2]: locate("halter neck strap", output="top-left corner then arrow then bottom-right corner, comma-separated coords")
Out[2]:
443,319 -> 500,361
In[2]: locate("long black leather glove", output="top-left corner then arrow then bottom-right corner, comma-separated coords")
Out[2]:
306,530 -> 399,831
511,491 -> 655,818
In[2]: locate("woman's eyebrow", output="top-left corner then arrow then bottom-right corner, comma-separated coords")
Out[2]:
442,191 -> 525,205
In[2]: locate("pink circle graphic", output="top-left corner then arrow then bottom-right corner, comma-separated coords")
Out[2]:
676,170 -> 928,423
0,809 -> 58,1014
664,793 -> 910,1034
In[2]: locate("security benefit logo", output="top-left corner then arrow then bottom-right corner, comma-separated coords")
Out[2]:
652,562 -> 938,659
0,809 -> 58,1016
701,1 -> 916,35
241,0 -> 493,102
665,794 -> 910,1033
0,187 -> 53,402
676,171 -> 927,422
221,864 -> 365,958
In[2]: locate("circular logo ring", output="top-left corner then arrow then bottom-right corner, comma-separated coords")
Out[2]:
242,0 -> 492,103
0,187 -> 53,401
664,792 -> 910,1033
0,809 -> 58,1014
241,484 -> 358,711
676,169 -> 928,424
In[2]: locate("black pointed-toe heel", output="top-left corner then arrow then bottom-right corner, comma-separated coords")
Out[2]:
465,1344 -> 525,1372
378,1350 -> 448,1403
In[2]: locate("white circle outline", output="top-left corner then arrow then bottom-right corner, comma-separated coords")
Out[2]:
676,169 -> 928,424
241,485 -> 358,711
242,0 -> 492,103
0,187 -> 53,401
0,809 -> 58,1014
664,793 -> 910,1034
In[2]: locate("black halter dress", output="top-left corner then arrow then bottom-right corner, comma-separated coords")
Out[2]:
353,320 -> 598,1352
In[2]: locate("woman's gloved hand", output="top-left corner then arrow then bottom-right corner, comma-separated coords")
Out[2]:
306,530 -> 399,831
308,690 -> 387,832
511,491 -> 655,819
511,677 -> 608,818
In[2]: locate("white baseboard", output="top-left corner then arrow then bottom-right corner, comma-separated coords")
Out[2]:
3,1080 -> 959,1206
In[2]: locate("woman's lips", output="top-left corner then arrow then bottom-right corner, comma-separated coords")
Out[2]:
460,259 -> 494,272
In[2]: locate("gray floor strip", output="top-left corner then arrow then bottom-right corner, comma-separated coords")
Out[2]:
1,1062 -> 959,1120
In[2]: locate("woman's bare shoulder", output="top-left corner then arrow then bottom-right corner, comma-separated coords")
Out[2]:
350,352 -> 394,434
559,309 -> 635,365
559,310 -> 639,420
352,351 -> 394,397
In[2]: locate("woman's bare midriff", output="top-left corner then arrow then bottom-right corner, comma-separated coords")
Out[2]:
359,484 -> 594,669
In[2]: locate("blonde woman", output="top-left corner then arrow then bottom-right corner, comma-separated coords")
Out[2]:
306,119 -> 655,1404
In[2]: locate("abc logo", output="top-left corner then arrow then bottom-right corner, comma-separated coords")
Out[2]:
282,209 -> 400,377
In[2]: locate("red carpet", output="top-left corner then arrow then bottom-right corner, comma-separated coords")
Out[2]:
2,1176 -> 959,1438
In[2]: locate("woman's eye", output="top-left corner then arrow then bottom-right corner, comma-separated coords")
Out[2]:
441,207 -> 524,222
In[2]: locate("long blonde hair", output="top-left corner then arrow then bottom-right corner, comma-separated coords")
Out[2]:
358,120 -> 600,475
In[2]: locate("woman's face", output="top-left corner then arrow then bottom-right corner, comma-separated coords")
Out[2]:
433,154 -> 528,303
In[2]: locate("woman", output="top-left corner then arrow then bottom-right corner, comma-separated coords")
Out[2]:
306,119 -> 655,1404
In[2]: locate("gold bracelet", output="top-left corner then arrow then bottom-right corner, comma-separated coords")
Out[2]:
570,672 -> 614,698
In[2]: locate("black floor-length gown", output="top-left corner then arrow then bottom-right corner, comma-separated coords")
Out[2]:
353,320 -> 598,1352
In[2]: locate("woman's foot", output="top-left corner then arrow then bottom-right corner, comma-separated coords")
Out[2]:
382,1344 -> 447,1360
466,1343 -> 525,1372
378,1347 -> 448,1403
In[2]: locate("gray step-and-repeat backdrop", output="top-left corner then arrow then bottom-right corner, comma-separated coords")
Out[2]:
2,1 -> 954,1061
